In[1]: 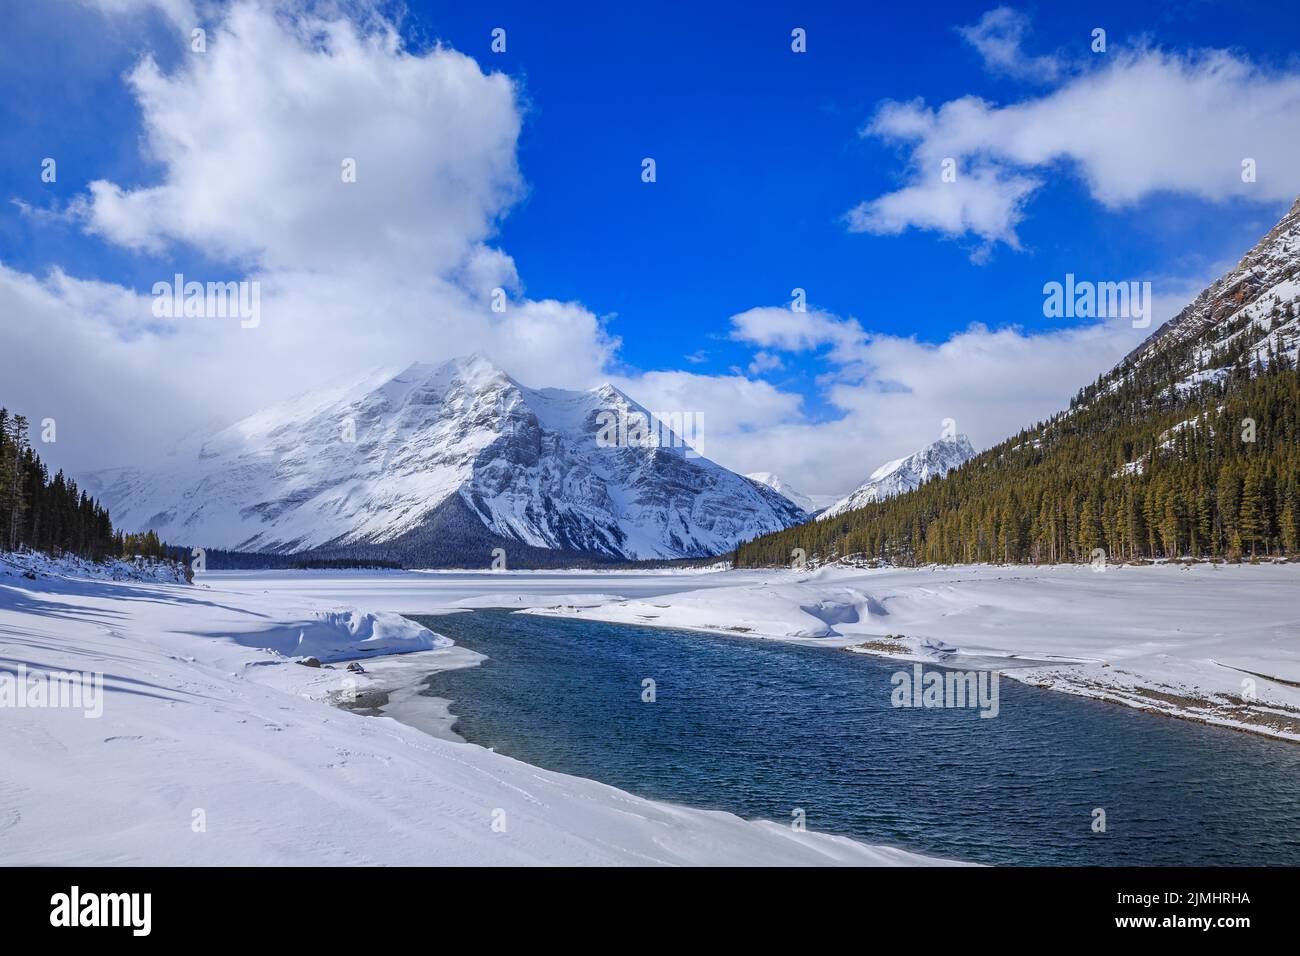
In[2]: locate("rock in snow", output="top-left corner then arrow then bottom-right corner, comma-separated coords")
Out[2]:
85,354 -> 807,564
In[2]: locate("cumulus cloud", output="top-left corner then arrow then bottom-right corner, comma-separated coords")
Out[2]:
716,272 -> 1210,495
0,0 -> 1245,505
846,163 -> 1041,250
609,369 -> 805,461
77,2 -> 524,282
6,0 -> 618,472
729,306 -> 866,361
851,12 -> 1300,251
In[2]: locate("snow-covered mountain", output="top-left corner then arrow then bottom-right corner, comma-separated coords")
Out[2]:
1118,194 -> 1300,389
743,472 -> 837,515
86,355 -> 807,564
817,435 -> 977,521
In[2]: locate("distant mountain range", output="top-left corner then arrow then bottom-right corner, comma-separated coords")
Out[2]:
743,472 -> 841,515
87,355 -> 807,566
817,435 -> 977,521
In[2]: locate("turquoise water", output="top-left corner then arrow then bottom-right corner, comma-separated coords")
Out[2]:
412,610 -> 1300,866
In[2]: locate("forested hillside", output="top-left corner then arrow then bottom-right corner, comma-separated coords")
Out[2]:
0,407 -> 173,562
736,197 -> 1300,568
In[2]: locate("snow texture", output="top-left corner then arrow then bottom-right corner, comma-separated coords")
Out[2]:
0,554 -> 955,866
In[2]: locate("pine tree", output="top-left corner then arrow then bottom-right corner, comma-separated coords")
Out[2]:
1239,462 -> 1267,559
0,405 -> 121,560
5,414 -> 29,551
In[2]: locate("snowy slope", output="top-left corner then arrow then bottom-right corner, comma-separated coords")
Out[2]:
744,472 -> 837,515
1118,195 -> 1300,393
85,355 -> 806,562
818,435 -> 976,521
0,554 -> 955,866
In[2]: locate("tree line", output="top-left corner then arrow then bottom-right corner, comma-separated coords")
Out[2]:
1,407 -> 178,562
735,328 -> 1300,568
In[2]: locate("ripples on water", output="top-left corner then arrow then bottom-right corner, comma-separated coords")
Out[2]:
411,610 -> 1300,866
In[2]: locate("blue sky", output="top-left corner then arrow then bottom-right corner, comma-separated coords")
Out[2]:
432,0 -> 1293,376
3,0 -> 1299,492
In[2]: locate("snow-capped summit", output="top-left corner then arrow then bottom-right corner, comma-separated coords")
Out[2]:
818,435 -> 977,521
86,355 -> 807,564
744,472 -> 838,516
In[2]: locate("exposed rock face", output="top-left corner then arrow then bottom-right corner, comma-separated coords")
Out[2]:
1123,196 -> 1300,376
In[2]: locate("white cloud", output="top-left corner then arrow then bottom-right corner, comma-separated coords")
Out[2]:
711,274 -> 1209,495
609,369 -> 805,461
846,162 -> 1040,250
77,2 -> 524,282
6,0 -> 618,473
956,6 -> 1062,83
81,0 -> 197,30
746,351 -> 784,375
853,27 -> 1300,249
729,306 -> 866,361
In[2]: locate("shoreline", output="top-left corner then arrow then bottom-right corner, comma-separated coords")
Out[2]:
520,562 -> 1300,746
332,643 -> 485,743
3,556 -> 967,865
310,620 -> 971,866
522,607 -> 1300,745
839,641 -> 1300,744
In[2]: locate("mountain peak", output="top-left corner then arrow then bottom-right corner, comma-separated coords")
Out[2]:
591,380 -> 643,406
744,472 -> 822,515
818,433 -> 977,521
395,352 -> 506,382
89,361 -> 805,563
1124,193 -> 1300,370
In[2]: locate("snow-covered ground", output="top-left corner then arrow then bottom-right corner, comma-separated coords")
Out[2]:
0,555 -> 954,866
524,562 -> 1300,742
11,555 -> 1292,867
203,565 -> 772,612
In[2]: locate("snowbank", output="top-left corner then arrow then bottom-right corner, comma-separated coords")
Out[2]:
1,550 -> 188,584
215,608 -> 450,663
195,566 -> 776,615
